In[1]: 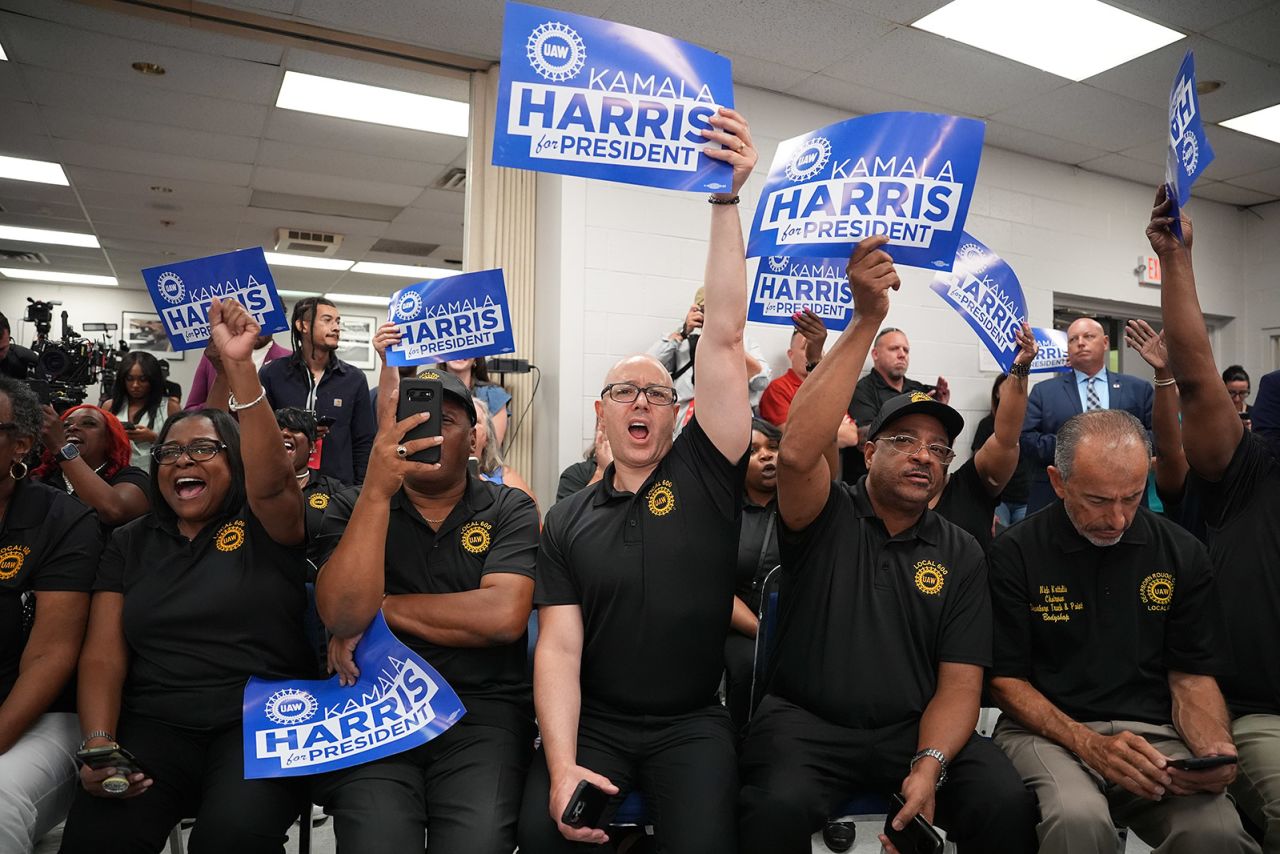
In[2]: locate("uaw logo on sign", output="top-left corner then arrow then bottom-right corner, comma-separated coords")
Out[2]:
385,269 -> 517,367
142,247 -> 288,351
493,1 -> 735,193
243,612 -> 466,778
748,112 -> 986,271
928,233 -> 1029,372
749,256 -> 854,332
1164,51 -> 1214,241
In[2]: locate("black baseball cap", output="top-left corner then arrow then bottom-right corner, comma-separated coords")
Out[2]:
412,368 -> 477,424
867,391 -> 965,445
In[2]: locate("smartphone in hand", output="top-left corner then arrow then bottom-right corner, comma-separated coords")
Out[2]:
396,379 -> 443,464
561,780 -> 609,829
883,793 -> 944,854
1169,754 -> 1238,771
76,745 -> 145,794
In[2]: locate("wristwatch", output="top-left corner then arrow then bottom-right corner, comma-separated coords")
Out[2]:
57,442 -> 80,463
911,748 -> 949,788
1009,362 -> 1031,378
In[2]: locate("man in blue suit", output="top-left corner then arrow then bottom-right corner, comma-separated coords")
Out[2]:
1021,317 -> 1153,513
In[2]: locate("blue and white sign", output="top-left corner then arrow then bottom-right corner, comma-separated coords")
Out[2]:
385,269 -> 515,366
242,612 -> 465,778
142,248 -> 287,351
492,1 -> 735,192
929,234 -> 1027,372
1165,51 -> 1215,241
747,112 -> 986,270
1030,327 -> 1070,374
749,255 -> 854,332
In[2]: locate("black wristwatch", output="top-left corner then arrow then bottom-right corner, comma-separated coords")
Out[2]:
1009,363 -> 1031,378
57,442 -> 80,463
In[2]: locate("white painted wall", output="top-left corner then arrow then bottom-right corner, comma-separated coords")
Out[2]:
1243,201 -> 1280,379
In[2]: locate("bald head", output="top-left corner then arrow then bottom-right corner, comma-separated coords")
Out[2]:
1067,317 -> 1108,375
605,354 -> 673,387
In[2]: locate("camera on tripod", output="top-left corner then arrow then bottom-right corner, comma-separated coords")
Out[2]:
24,298 -> 122,411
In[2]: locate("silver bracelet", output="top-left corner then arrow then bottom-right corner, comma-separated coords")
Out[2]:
79,730 -> 116,750
1153,376 -> 1177,388
228,387 -> 268,411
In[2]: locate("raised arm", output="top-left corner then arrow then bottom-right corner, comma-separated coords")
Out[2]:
972,323 -> 1037,497
692,107 -> 757,462
1147,186 -> 1241,479
1124,320 -> 1188,500
40,408 -> 148,525
778,236 -> 897,530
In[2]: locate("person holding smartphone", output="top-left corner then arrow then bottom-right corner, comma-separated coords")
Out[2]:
101,352 -> 181,471
34,404 -> 150,534
60,299 -> 315,854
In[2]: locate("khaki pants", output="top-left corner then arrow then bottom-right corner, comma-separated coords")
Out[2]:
1233,714 -> 1280,853
995,717 -> 1260,854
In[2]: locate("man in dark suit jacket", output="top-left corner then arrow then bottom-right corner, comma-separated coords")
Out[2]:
1021,318 -> 1153,513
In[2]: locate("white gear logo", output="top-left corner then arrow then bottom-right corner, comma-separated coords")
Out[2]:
1180,133 -> 1199,176
527,22 -> 586,82
767,256 -> 789,273
264,689 -> 318,726
394,290 -> 423,321
956,242 -> 988,275
784,137 -> 831,183
155,271 -> 185,304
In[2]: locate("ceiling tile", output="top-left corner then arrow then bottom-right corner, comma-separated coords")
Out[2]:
822,0 -> 947,26
50,139 -> 253,187
238,204 -> 390,238
67,169 -> 253,206
1206,2 -> 1280,62
1078,153 -> 1169,186
0,63 -> 32,102
262,110 -> 469,164
256,140 -> 442,186
787,73 -> 950,116
0,131 -> 59,161
1200,127 -> 1280,181
1104,0 -> 1271,33
722,52 -> 812,93
1191,180 -> 1278,206
975,121 -> 1109,165
1228,165 -> 1280,195
0,100 -> 44,136
988,84 -> 1169,152
283,48 -> 470,102
253,166 -> 422,207
41,108 -> 260,165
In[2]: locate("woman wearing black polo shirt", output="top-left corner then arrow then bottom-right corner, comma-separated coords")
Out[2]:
60,299 -> 314,854
0,378 -> 101,854
34,404 -> 149,530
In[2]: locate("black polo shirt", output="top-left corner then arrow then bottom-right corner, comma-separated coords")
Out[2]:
736,499 -> 779,612
315,476 -> 540,722
971,413 -> 1031,506
0,479 -> 100,707
537,416 -> 745,717
40,464 -> 150,537
556,457 -> 597,503
1197,431 -> 1280,717
990,501 -> 1225,725
768,477 -> 988,729
934,459 -> 999,552
259,355 -> 375,485
300,473 -> 348,572
840,370 -> 934,484
97,506 -> 315,730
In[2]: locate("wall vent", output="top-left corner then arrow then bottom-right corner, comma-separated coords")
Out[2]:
434,167 -> 467,191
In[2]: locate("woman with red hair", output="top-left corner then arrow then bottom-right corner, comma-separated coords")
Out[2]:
36,404 -> 150,530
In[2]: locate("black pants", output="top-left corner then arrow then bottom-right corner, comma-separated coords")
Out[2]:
517,704 -> 738,854
724,632 -> 756,733
312,700 -> 533,854
739,695 -> 1038,854
59,714 -> 305,854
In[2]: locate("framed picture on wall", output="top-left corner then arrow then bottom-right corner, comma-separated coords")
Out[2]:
336,315 -> 376,369
121,311 -> 184,361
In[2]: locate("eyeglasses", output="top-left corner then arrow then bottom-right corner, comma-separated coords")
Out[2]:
878,434 -> 955,464
600,383 -> 678,406
152,440 -> 228,465
1228,390 -> 1250,400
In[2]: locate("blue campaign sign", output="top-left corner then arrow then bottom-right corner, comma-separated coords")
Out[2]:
1166,51 -> 1215,241
141,248 -> 287,351
492,1 -> 735,192
749,255 -> 854,332
1030,327 -> 1070,374
385,269 -> 516,366
747,112 -> 986,271
242,612 -> 466,779
928,234 -> 1027,372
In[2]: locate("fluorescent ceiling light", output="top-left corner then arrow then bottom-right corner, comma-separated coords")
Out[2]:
351,261 -> 458,279
264,252 -> 353,271
1221,103 -> 1280,145
275,71 -> 469,137
0,154 -> 69,186
279,289 -> 322,298
0,42 -> 8,61
325,292 -> 390,307
0,267 -> 116,286
912,0 -> 1183,81
0,224 -> 99,248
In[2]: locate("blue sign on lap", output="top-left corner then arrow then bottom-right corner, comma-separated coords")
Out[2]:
749,255 -> 854,332
242,612 -> 465,779
385,269 -> 516,366
492,1 -> 735,192
142,247 -> 287,351
1165,50 -> 1214,241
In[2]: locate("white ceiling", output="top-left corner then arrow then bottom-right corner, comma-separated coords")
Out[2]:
0,0 -> 1278,295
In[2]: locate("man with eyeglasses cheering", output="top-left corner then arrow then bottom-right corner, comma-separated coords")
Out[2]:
738,235 -> 1037,854
518,107 -> 757,854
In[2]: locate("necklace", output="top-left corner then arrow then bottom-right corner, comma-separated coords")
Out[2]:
63,462 -> 107,495
294,470 -> 310,481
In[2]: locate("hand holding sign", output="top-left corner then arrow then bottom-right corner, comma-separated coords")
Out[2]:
373,322 -> 403,362
846,235 -> 899,323
208,297 -> 262,364
700,107 -> 758,196
1147,185 -> 1193,256
328,632 -> 362,687
793,309 -> 828,365
1012,322 -> 1038,369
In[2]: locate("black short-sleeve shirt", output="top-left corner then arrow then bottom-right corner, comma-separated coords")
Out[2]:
536,416 -> 746,716
934,459 -> 1000,552
301,473 -> 348,572
1197,432 -> 1280,716
989,502 -> 1225,725
0,479 -> 100,707
315,476 -> 539,719
97,507 -> 315,730
840,371 -> 934,484
736,499 -> 779,612
41,464 -> 150,537
768,477 -> 990,729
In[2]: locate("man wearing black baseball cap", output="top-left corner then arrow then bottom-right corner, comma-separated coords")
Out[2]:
738,236 -> 1036,854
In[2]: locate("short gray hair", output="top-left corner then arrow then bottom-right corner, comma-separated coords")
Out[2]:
1054,409 -> 1151,481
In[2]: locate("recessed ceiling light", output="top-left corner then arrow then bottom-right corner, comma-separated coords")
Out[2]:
912,0 -> 1183,81
0,267 -> 116,286
264,252 -> 354,271
131,61 -> 166,76
0,224 -> 99,248
325,292 -> 391,306
1221,103 -> 1280,145
1197,80 -> 1224,96
0,154 -> 69,186
150,185 -> 173,193
351,261 -> 458,278
275,71 -> 469,137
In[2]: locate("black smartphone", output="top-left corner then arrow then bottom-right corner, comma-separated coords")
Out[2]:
121,422 -> 136,431
1240,412 -> 1251,422
561,779 -> 609,829
75,745 -> 145,795
883,794 -> 944,854
1169,754 -> 1238,771
316,415 -> 336,428
396,378 -> 443,464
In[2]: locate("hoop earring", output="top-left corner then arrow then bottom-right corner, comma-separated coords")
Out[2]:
9,460 -> 28,480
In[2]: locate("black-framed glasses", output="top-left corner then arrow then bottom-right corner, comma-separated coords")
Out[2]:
1228,389 -> 1250,400
600,383 -> 678,406
878,434 -> 955,464
152,440 -> 228,465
